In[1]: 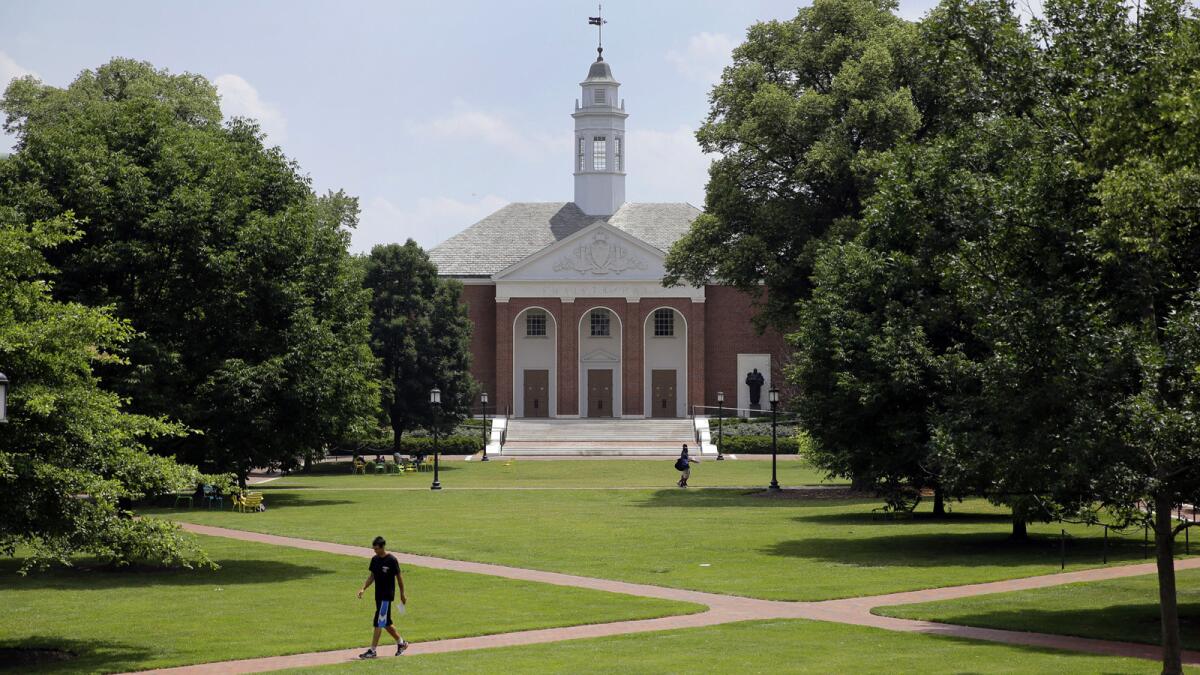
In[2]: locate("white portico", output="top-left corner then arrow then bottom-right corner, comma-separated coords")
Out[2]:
495,222 -> 702,419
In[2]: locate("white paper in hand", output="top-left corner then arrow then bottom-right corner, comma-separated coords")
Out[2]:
394,602 -> 406,615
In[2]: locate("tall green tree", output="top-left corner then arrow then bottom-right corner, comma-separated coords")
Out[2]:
0,207 -> 215,570
362,241 -> 475,449
0,59 -> 379,483
663,0 -> 924,327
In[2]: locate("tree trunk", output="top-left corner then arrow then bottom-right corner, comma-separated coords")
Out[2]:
1155,494 -> 1183,675
851,474 -> 871,491
303,453 -> 312,473
933,487 -> 945,516
1011,516 -> 1028,541
391,411 -> 403,454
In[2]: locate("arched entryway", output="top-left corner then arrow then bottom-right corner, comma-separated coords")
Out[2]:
513,306 -> 557,417
577,306 -> 622,418
642,306 -> 687,418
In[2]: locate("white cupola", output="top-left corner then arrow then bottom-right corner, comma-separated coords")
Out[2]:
572,49 -> 627,216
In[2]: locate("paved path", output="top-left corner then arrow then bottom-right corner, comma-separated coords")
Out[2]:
134,523 -> 1200,674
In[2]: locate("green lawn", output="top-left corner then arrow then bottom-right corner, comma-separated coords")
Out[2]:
876,568 -> 1200,651
158,486 -> 1162,602
270,457 -> 837,489
285,619 -> 1162,674
0,535 -> 701,674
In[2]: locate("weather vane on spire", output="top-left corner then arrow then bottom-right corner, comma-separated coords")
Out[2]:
588,5 -> 607,60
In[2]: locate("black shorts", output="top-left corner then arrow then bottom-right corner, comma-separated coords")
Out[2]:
373,598 -> 394,628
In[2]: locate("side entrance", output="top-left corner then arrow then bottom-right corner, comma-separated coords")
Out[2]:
524,369 -> 549,418
650,369 -> 677,418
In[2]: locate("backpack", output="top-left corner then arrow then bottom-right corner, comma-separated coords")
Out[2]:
674,457 -> 689,471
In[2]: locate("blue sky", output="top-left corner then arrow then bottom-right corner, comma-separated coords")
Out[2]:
0,1 -> 941,252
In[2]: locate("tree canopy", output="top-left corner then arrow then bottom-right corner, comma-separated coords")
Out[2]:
687,0 -> 1200,670
0,207 -> 216,571
0,59 -> 379,483
363,241 -> 476,448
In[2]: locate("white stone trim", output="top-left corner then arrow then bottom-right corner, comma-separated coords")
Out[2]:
642,306 -> 688,418
497,281 -> 703,301
577,305 -> 623,418
513,306 -> 558,418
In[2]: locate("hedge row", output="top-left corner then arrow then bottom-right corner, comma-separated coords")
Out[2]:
716,435 -> 803,454
399,435 -> 482,454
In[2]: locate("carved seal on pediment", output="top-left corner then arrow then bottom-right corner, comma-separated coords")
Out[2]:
554,232 -> 646,275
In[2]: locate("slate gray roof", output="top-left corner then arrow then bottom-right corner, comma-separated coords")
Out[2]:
585,58 -> 618,83
428,202 -> 702,277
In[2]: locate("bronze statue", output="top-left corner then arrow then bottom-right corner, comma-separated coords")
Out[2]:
745,368 -> 765,407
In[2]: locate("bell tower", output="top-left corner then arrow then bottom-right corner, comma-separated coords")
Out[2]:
572,24 -> 627,216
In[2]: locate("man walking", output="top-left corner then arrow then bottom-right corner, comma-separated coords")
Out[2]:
356,535 -> 408,658
675,444 -> 698,488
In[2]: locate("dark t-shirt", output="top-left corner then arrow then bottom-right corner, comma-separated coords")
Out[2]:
368,553 -> 401,601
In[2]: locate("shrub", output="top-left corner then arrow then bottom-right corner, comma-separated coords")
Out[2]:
718,435 -> 802,454
399,435 -> 481,454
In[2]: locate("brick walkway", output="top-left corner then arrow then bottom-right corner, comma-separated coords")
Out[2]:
136,522 -> 1200,674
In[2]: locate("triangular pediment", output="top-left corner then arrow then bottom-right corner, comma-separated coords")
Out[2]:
493,222 -> 667,282
581,348 -> 620,363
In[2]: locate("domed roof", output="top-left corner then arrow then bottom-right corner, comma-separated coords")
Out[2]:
585,56 -> 617,83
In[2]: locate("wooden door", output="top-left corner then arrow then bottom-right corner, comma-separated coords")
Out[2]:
651,369 -> 677,418
523,369 -> 549,418
587,369 -> 613,418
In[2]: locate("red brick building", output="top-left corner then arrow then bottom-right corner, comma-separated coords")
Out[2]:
428,51 -> 784,420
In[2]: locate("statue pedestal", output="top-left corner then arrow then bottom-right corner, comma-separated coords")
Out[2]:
749,403 -> 761,417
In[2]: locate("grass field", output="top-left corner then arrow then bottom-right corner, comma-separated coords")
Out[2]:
270,457 -> 837,489
157,482 -> 1160,602
876,568 -> 1200,651
285,618 -> 1162,674
8,460 -> 1184,673
0,535 -> 700,674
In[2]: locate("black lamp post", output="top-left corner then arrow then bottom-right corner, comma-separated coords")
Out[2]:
480,392 -> 490,462
715,391 -> 724,460
768,387 -> 780,491
0,372 -> 8,424
430,387 -> 442,490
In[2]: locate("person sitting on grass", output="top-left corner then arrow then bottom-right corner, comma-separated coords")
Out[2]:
357,535 -> 409,658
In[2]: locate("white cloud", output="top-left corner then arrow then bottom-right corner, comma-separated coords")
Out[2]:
407,101 -> 566,159
627,126 -> 712,207
214,73 -> 288,143
0,51 -> 36,91
666,32 -> 736,86
355,193 -> 509,253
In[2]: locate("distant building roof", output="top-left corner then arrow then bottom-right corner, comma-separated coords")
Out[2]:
429,202 -> 701,277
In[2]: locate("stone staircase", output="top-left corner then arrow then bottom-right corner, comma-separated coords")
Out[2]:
501,418 -> 698,456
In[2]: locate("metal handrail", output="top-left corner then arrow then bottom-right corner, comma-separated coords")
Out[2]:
692,404 -> 789,418
500,404 -> 511,445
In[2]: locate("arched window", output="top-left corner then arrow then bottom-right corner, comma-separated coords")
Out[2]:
653,309 -> 674,337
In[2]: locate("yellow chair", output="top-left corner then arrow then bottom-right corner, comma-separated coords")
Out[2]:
234,492 -> 264,512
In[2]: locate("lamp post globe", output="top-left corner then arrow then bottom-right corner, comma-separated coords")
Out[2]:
715,391 -> 724,460
0,372 -> 8,423
430,387 -> 442,490
768,388 -> 780,491
480,392 -> 490,462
